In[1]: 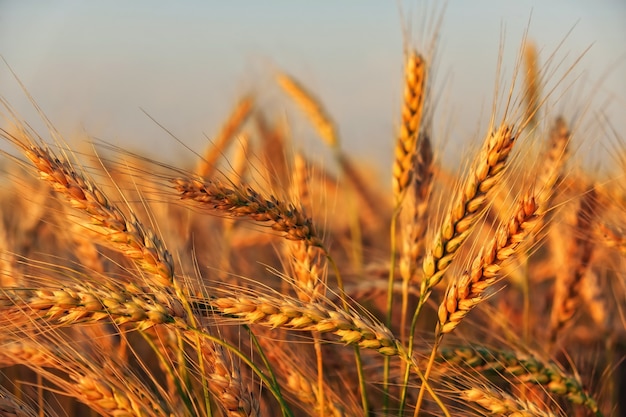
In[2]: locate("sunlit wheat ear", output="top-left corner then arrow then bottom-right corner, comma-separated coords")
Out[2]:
194,292 -> 399,356
421,124 -> 517,296
255,111 -> 290,191
173,177 -> 324,249
283,153 -> 327,303
523,41 -> 541,129
0,340 -> 170,416
438,192 -> 542,335
0,281 -> 186,330
535,117 -> 570,212
393,50 -> 427,206
1,281 -> 259,415
437,346 -> 601,416
276,72 -> 339,149
193,336 -> 260,417
265,342 -> 352,417
1,128 -> 176,289
400,130 -> 434,284
461,387 -> 558,417
276,70 -> 381,229
550,187 -> 599,343
197,94 -> 254,178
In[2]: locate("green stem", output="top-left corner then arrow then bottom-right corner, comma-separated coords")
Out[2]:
397,343 -> 450,417
139,330 -> 195,414
398,291 -> 428,415
413,333 -> 443,416
383,207 -> 401,412
189,329 -> 295,417
245,324 -> 282,390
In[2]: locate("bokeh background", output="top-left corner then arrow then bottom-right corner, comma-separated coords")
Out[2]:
1,0 -> 624,178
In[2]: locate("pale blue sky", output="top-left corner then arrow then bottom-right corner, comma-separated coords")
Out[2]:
1,1 -> 624,173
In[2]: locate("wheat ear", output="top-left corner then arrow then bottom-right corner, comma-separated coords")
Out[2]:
173,177 -> 323,248
421,124 -> 516,296
197,94 -> 254,178
0,339 -> 170,416
1,130 -> 175,288
522,41 -> 541,128
438,346 -> 601,416
195,337 -> 260,417
438,193 -> 541,334
276,73 -> 339,148
550,187 -> 598,342
393,50 -> 427,206
193,293 -> 399,355
461,387 -> 558,417
0,281 -> 186,330
400,131 -> 434,284
536,117 -> 569,212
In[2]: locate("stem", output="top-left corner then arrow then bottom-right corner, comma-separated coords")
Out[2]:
245,325 -> 282,391
314,333 -> 325,417
522,253 -> 531,343
396,343 -> 451,417
383,207 -> 402,412
327,254 -> 369,414
139,330 -> 195,414
413,334 -> 442,416
398,292 -> 428,414
189,329 -> 295,417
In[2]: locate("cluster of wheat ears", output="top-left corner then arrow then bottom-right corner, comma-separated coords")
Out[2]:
0,18 -> 624,417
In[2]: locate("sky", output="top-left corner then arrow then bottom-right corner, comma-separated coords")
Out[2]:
0,0 -> 624,175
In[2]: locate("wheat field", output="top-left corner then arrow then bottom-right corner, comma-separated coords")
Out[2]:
0,7 -> 624,417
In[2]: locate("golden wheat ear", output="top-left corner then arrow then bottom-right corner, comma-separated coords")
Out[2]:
550,187 -> 599,344
460,387 -> 558,417
438,345 -> 602,416
197,94 -> 254,178
421,124 -> 517,297
276,72 -> 339,149
393,50 -> 427,207
438,192 -> 542,335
